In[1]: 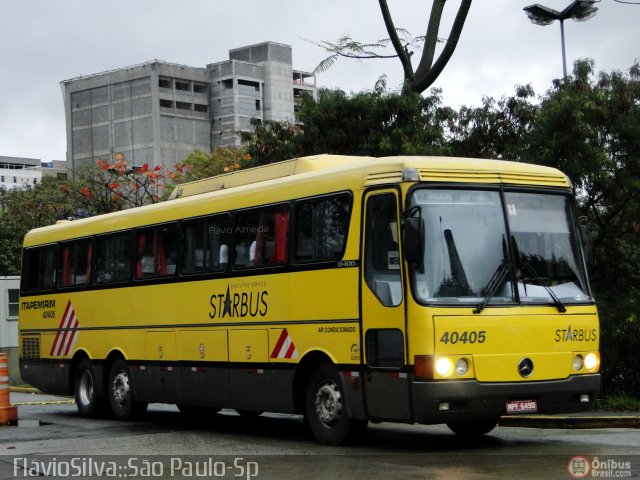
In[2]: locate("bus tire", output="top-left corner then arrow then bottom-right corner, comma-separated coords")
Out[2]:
447,418 -> 498,436
108,358 -> 147,420
75,358 -> 104,418
305,363 -> 367,445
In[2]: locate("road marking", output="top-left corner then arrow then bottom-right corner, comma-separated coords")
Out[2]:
14,400 -> 75,406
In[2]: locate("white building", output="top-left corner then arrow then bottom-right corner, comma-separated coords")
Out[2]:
0,276 -> 21,383
0,156 -> 41,190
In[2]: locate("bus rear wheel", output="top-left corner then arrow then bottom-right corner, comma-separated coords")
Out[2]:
75,358 -> 105,418
108,358 -> 147,420
447,418 -> 498,436
305,363 -> 367,445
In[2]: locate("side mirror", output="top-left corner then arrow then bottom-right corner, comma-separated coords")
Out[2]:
578,216 -> 593,266
404,216 -> 424,264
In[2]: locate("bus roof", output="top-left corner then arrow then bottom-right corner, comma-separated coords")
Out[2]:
169,154 -> 571,200
23,155 -> 571,247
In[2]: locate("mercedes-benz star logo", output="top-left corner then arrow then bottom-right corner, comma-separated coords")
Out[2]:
518,357 -> 534,378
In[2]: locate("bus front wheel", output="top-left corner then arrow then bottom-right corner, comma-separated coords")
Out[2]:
108,358 -> 147,420
305,363 -> 367,445
75,358 -> 104,418
447,418 -> 498,436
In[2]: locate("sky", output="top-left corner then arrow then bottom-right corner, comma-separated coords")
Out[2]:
2,0 -> 638,162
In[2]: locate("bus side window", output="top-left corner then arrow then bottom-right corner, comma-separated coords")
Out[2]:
136,224 -> 178,279
234,206 -> 289,269
182,216 -> 231,275
22,246 -> 57,292
96,233 -> 132,284
206,217 -> 231,271
234,211 -> 259,268
268,208 -> 289,266
294,194 -> 351,263
59,239 -> 93,287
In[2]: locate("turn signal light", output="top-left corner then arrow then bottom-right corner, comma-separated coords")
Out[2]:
414,355 -> 434,380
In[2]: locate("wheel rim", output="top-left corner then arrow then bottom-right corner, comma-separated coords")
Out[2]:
314,380 -> 343,427
111,370 -> 130,408
78,370 -> 94,406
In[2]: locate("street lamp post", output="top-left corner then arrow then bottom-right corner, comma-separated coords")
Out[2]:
523,1 -> 598,79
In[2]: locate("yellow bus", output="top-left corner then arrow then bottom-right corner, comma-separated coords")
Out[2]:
18,154 -> 600,445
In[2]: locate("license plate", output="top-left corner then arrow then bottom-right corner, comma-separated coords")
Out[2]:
506,399 -> 538,414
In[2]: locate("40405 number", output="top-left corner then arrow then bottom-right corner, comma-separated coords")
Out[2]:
439,330 -> 486,345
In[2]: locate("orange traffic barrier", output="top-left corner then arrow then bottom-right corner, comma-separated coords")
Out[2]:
0,353 -> 18,426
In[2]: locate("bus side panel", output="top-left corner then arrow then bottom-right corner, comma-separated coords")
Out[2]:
176,330 -> 230,408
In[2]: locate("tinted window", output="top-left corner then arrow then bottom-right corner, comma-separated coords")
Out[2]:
295,194 -> 351,263
234,206 -> 290,269
182,216 -> 232,274
59,239 -> 93,287
135,224 -> 178,279
96,232 -> 132,284
22,246 -> 57,291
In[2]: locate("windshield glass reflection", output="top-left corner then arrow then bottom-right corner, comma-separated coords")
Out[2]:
409,188 -> 591,306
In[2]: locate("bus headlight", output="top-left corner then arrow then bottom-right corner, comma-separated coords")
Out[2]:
584,352 -> 599,371
435,357 -> 453,377
572,355 -> 584,372
455,358 -> 469,375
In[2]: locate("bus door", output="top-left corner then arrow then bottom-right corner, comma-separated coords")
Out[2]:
361,190 -> 411,421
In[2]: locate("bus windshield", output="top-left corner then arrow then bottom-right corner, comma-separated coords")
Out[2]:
409,188 -> 592,306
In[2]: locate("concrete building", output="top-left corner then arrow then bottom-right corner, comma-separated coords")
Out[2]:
61,41 -> 316,171
0,156 -> 41,190
41,160 -> 69,180
0,276 -> 21,383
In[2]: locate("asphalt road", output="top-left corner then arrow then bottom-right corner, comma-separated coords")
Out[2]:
1,393 -> 639,479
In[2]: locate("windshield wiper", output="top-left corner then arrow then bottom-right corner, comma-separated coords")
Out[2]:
511,236 -> 567,313
473,261 -> 511,314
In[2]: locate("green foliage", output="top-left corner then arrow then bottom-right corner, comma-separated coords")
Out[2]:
297,88 -> 453,157
449,84 -> 538,159
521,59 -> 640,397
239,120 -> 301,166
0,177 -> 77,275
598,392 -> 640,412
181,147 -> 250,180
240,87 -> 455,165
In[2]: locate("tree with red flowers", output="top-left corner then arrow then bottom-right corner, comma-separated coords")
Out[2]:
70,153 -> 191,215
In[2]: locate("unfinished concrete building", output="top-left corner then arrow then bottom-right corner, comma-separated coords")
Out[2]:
61,42 -> 316,171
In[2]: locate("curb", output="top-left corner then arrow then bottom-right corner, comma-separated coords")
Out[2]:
9,386 -> 40,394
499,415 -> 640,429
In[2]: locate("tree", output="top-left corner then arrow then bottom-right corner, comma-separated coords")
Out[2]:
181,147 -> 249,180
313,0 -> 472,95
239,120 -> 301,166
69,154 -> 190,215
239,87 -> 454,164
0,177 -> 77,275
448,84 -> 538,159
521,60 -> 640,397
297,87 -> 453,156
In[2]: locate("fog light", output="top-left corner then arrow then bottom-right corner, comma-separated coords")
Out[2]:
439,402 -> 450,411
584,353 -> 598,371
572,355 -> 584,372
580,394 -> 590,403
435,357 -> 453,377
455,358 -> 469,375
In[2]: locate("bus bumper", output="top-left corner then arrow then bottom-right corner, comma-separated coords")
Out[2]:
19,360 -> 74,396
411,373 -> 601,424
